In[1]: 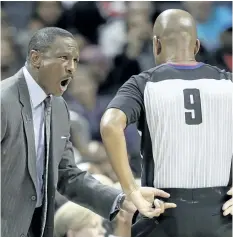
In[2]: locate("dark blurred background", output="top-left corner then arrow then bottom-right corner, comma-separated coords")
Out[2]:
1,1 -> 232,237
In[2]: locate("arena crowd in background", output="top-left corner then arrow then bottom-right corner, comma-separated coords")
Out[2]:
1,1 -> 232,237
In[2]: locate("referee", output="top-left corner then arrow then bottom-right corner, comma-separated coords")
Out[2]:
100,9 -> 232,237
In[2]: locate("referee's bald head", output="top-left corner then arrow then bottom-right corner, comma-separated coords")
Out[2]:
152,9 -> 200,65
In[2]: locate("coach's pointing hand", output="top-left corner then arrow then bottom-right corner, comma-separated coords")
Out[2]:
222,187 -> 233,216
127,187 -> 177,218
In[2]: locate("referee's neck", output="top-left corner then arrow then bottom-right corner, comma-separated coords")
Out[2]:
162,48 -> 197,65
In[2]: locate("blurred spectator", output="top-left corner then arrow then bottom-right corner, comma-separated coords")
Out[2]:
1,9 -> 14,38
16,16 -> 45,58
65,55 -> 141,178
98,1 -> 127,59
66,63 -> 96,109
17,16 -> 88,62
61,1 -> 77,10
54,174 -> 114,237
54,201 -> 106,237
64,48 -> 111,142
1,9 -> 24,79
64,62 -> 119,181
69,2 -> 107,44
125,1 -> 155,71
1,1 -> 34,29
195,44 -> 213,64
65,63 -> 108,136
99,2 -> 156,95
30,1 -> 75,31
80,45 -> 111,84
1,36 -> 22,80
183,1 -> 232,52
33,1 -> 64,27
73,33 -> 89,51
212,27 -> 232,71
69,110 -> 117,181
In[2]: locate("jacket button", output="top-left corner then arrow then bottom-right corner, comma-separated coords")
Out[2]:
31,195 -> 36,201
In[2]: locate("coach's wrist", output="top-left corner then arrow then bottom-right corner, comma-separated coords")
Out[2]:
121,195 -> 137,214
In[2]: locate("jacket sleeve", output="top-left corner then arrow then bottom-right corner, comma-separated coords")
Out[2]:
57,100 -> 121,220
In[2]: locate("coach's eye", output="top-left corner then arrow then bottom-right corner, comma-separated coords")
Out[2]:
59,56 -> 68,60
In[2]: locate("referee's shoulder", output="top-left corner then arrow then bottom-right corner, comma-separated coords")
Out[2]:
131,64 -> 166,83
203,63 -> 232,81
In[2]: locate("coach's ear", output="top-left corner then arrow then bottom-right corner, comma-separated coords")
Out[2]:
30,50 -> 42,69
194,39 -> 200,56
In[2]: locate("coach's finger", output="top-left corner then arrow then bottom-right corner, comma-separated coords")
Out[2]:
223,207 -> 233,216
222,198 -> 233,211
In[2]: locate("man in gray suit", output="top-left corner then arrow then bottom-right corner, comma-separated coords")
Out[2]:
1,27 -> 172,237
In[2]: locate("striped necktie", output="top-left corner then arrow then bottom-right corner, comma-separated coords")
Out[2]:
40,96 -> 52,236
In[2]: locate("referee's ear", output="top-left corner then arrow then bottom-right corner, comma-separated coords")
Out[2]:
194,39 -> 200,56
153,36 -> 161,56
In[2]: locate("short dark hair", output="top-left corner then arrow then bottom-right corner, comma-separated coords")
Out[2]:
27,27 -> 74,61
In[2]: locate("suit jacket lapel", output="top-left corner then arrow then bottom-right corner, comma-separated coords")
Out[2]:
17,69 -> 37,191
50,99 -> 55,168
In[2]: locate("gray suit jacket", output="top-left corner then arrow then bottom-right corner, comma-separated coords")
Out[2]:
1,69 -> 121,237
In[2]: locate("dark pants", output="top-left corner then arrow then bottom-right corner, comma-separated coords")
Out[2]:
27,207 -> 43,237
132,187 -> 232,237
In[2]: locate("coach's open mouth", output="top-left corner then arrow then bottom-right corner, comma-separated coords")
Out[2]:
60,78 -> 70,87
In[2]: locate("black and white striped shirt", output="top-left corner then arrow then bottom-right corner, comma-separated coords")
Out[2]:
107,63 -> 233,189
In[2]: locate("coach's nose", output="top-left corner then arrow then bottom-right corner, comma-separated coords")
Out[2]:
66,59 -> 75,75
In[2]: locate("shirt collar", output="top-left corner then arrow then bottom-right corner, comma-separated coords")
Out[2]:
23,66 -> 48,108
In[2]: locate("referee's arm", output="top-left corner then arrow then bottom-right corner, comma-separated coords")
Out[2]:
101,77 -> 143,194
101,108 -> 137,192
100,77 -> 176,218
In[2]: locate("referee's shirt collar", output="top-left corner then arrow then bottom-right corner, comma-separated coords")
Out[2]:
165,62 -> 204,70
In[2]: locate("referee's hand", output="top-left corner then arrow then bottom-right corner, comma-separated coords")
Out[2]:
222,187 -> 233,216
127,187 -> 177,219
